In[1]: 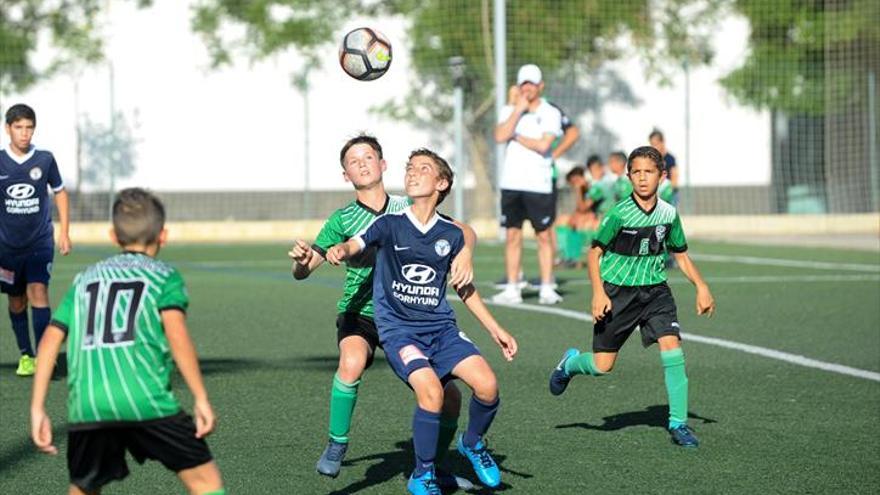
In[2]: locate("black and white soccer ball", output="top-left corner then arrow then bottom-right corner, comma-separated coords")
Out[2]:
339,27 -> 392,81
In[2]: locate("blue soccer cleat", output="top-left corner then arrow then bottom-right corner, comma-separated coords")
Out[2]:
549,348 -> 580,396
407,469 -> 442,495
316,439 -> 348,477
669,424 -> 699,448
457,434 -> 501,488
435,468 -> 475,491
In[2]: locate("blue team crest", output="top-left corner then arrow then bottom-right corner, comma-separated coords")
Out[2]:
29,167 -> 42,181
434,239 -> 451,257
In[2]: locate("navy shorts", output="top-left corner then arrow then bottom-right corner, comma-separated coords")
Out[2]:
0,247 -> 54,296
383,325 -> 481,386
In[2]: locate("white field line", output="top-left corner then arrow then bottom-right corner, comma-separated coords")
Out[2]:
477,274 -> 880,287
450,297 -> 880,383
505,242 -> 880,272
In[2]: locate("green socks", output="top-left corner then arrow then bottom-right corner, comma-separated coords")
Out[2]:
202,490 -> 226,495
435,414 -> 458,463
564,352 -> 605,376
328,374 -> 360,443
661,348 -> 688,429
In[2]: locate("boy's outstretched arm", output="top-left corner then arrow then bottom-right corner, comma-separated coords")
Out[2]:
289,239 -> 325,280
30,325 -> 65,455
163,310 -> 215,438
449,221 -> 476,289
325,238 -> 363,265
672,252 -> 716,317
588,246 -> 612,321
457,285 -> 517,361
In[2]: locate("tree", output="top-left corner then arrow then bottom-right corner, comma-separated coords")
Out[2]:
189,0 -> 720,214
721,0 -> 880,115
0,1 -> 151,93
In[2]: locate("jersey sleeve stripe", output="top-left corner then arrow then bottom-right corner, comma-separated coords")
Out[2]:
50,319 -> 69,333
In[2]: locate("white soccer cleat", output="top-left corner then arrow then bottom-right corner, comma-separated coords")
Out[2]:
490,286 -> 523,304
538,288 -> 563,305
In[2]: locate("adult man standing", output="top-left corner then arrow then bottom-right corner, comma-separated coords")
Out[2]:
492,64 -> 563,305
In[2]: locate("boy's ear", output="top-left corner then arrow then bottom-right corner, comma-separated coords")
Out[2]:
437,177 -> 450,194
109,228 -> 119,246
380,158 -> 388,173
158,228 -> 168,247
341,169 -> 351,184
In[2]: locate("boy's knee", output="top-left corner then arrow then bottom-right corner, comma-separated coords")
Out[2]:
417,383 -> 445,412
337,354 -> 367,382
7,295 -> 27,314
657,335 -> 681,351
26,283 -> 49,304
472,374 -> 498,403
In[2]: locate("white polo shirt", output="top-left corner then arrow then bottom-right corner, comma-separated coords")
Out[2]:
498,100 -> 563,194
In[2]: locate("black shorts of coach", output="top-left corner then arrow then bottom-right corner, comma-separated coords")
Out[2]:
592,281 -> 681,352
500,189 -> 556,233
336,312 -> 382,368
67,412 -> 213,492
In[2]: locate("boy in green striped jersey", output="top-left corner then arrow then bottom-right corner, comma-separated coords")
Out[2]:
30,188 -> 224,494
549,146 -> 715,448
289,134 -> 475,485
608,151 -> 633,202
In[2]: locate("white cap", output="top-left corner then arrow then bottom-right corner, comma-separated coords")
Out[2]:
516,64 -> 542,85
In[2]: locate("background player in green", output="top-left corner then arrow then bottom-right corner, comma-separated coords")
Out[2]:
288,134 -> 476,484
548,146 -> 715,448
29,188 -> 225,495
608,151 -> 633,202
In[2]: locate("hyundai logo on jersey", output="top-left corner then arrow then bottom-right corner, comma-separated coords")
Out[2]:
401,264 -> 437,285
6,183 -> 35,199
393,264 -> 442,307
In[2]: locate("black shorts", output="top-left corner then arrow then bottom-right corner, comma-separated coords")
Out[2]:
336,312 -> 381,368
67,412 -> 213,492
592,282 -> 681,352
500,189 -> 556,232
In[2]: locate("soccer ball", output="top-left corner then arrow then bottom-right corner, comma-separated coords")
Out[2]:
339,27 -> 392,81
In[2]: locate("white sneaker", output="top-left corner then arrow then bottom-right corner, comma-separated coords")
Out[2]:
491,286 -> 523,304
538,288 -> 563,305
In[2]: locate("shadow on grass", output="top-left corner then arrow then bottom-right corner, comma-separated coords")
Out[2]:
0,426 -> 65,474
556,405 -> 717,431
327,440 -> 529,495
197,355 -> 387,377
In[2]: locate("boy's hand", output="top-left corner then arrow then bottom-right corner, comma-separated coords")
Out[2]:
696,284 -> 716,317
288,239 -> 313,265
325,244 -> 347,265
491,328 -> 518,361
592,291 -> 612,321
193,399 -> 216,439
58,233 -> 72,256
449,246 -> 474,289
513,93 -> 529,114
31,408 -> 57,455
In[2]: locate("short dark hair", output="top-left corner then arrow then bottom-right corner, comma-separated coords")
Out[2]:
609,151 -> 628,164
586,154 -> 602,168
5,104 -> 36,125
565,166 -> 585,182
627,146 -> 665,173
648,128 -> 665,142
339,133 -> 383,167
112,188 -> 166,246
408,148 -> 454,205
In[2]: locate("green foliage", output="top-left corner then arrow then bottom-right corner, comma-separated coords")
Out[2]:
0,0 -> 151,93
721,0 -> 880,115
190,0 -> 405,69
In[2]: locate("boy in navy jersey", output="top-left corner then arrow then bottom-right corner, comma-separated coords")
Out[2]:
327,149 -> 518,495
1,104 -> 72,376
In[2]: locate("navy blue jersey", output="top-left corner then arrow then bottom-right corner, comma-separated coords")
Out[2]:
355,208 -> 464,339
0,146 -> 64,253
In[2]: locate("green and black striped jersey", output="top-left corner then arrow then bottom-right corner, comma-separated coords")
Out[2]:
312,194 -> 411,317
52,252 -> 188,425
592,195 -> 687,286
